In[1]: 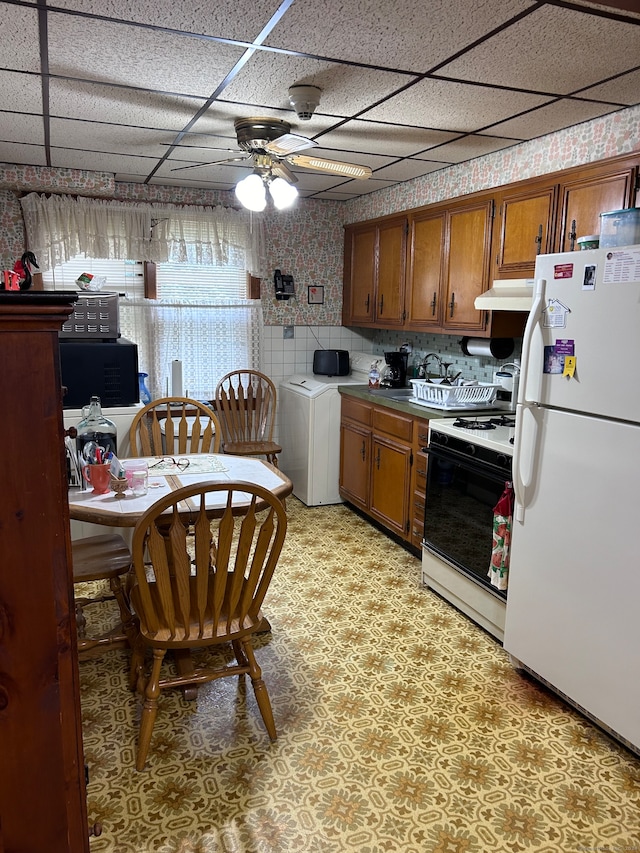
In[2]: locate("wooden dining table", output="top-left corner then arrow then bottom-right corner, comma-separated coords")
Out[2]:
68,453 -> 292,527
69,453 -> 292,697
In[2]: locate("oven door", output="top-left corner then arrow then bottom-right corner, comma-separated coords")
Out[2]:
423,443 -> 509,599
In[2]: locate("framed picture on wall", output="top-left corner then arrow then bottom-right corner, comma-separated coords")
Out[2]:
308,286 -> 324,305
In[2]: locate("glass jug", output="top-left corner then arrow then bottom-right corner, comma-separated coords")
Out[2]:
76,396 -> 117,457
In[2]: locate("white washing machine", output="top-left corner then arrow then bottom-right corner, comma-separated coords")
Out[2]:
278,352 -> 373,506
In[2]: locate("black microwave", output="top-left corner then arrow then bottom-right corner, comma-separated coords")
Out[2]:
59,338 -> 139,408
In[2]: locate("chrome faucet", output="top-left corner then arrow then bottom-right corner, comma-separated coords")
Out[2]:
419,353 -> 443,379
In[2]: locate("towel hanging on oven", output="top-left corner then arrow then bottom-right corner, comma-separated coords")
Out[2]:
488,481 -> 514,591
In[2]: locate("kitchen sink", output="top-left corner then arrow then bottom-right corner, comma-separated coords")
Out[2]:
370,387 -> 415,400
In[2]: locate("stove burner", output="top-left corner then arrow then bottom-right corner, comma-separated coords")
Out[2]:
453,418 -> 496,430
452,414 -> 516,430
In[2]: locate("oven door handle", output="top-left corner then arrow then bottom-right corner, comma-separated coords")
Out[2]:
426,443 -> 507,482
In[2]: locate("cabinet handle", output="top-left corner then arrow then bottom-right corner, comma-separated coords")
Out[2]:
430,292 -> 437,316
375,448 -> 381,469
417,469 -> 426,480
361,440 -> 366,462
535,224 -> 543,254
365,293 -> 370,312
568,219 -> 577,251
449,292 -> 455,318
379,294 -> 384,315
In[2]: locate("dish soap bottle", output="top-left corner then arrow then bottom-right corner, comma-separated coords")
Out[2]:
368,360 -> 381,390
76,396 -> 118,456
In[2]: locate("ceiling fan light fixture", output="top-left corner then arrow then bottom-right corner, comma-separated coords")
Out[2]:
235,173 -> 266,212
268,176 -> 298,210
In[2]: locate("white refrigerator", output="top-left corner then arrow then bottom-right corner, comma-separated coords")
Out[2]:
504,244 -> 640,753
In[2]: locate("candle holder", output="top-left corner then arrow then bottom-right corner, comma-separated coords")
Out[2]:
110,476 -> 129,498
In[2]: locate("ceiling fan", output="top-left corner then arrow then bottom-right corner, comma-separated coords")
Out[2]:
171,115 -> 372,185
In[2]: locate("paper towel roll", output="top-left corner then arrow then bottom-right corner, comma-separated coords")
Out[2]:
171,359 -> 183,397
460,337 -> 514,359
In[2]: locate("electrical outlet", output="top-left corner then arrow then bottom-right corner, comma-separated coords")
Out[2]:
283,326 -> 294,339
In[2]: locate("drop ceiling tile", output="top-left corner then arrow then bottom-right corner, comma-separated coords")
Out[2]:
579,68 -> 640,105
50,149 -> 159,175
482,99 -> 624,140
54,0 -> 285,42
279,171 -> 352,192
436,6 -> 640,95
153,159 -> 252,184
362,79 -> 552,133
166,145 -> 246,165
48,79 -> 205,129
0,71 -> 43,114
48,13 -> 246,99
50,119 -> 178,157
0,5 -> 40,72
223,50 -> 414,116
0,114 -> 45,145
314,119 -> 461,157
265,0 -> 536,72
309,190 -> 360,199
415,134 -> 522,164
339,178 -> 396,195
371,159 -> 446,181
0,141 -> 47,166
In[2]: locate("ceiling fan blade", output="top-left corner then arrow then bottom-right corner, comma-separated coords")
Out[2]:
170,154 -> 249,173
265,133 -> 318,156
288,154 -> 372,179
270,160 -> 298,184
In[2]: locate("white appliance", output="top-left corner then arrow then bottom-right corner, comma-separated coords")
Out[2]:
504,244 -> 640,754
278,352 -> 372,506
422,414 -> 515,641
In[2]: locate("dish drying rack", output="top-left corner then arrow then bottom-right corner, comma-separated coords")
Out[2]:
409,379 -> 499,409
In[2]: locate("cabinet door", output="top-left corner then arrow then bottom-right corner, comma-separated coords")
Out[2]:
495,184 -> 557,277
347,226 -> 376,324
376,218 -> 406,326
406,212 -> 445,329
442,200 -> 493,332
369,435 -> 411,538
339,420 -> 370,508
557,166 -> 636,252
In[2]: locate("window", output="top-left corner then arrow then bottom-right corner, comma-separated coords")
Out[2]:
43,257 -> 262,400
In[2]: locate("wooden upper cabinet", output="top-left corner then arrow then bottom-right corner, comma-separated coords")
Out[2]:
343,217 -> 407,327
376,218 -> 406,326
556,163 -> 637,252
441,199 -> 493,332
406,212 -> 445,329
494,183 -> 557,278
346,225 -> 376,324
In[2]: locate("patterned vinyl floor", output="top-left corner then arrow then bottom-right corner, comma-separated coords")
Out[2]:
79,499 -> 640,853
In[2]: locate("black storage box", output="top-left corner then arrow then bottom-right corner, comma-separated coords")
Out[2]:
313,349 -> 350,376
60,338 -> 139,408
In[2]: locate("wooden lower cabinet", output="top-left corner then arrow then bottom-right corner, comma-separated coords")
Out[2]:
340,394 -> 427,550
411,418 -> 430,551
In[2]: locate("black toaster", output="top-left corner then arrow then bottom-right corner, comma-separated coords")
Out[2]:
313,349 -> 350,376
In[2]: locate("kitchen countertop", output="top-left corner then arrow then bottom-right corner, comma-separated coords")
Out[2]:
338,384 -> 513,419
338,384 -> 455,419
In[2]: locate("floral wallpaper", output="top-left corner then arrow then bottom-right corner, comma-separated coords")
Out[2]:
1,104 -> 639,328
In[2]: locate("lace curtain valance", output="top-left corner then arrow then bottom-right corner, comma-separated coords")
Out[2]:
19,193 -> 265,275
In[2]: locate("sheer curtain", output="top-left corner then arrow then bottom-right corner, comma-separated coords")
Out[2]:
20,193 -> 265,275
29,194 -> 265,399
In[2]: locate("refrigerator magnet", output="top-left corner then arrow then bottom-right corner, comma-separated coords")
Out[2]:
582,264 -> 596,290
543,299 -> 570,328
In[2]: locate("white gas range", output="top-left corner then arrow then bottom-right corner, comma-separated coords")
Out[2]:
421,412 -> 516,643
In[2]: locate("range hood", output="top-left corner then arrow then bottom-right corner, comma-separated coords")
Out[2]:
475,279 -> 534,312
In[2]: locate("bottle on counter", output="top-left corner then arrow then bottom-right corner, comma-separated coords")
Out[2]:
76,396 -> 118,457
368,360 -> 381,390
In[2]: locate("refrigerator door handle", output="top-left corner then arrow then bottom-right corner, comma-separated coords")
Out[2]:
518,278 -> 545,405
514,278 -> 545,521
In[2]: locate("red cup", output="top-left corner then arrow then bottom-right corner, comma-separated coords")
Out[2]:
83,462 -> 112,495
